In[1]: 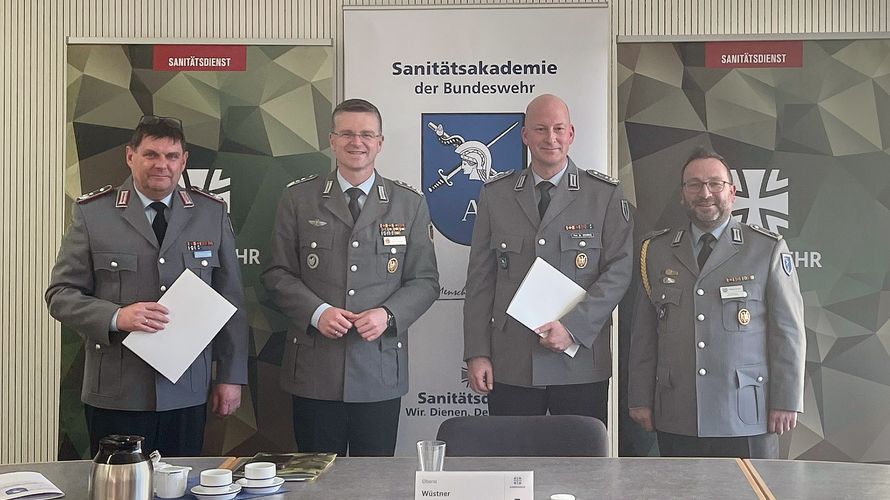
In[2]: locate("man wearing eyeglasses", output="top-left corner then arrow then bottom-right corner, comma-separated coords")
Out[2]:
262,99 -> 439,456
628,147 -> 805,458
46,116 -> 248,457
463,94 -> 633,423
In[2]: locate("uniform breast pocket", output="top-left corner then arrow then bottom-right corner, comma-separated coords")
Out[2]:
92,252 -> 138,304
722,288 -> 763,332
300,231 -> 333,276
652,287 -> 683,333
376,239 -> 407,279
559,231 -> 601,282
490,233 -> 526,281
183,252 -> 220,283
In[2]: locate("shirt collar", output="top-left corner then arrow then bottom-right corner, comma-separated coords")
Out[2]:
690,217 -> 732,247
133,187 -> 174,209
337,170 -> 376,196
531,160 -> 569,188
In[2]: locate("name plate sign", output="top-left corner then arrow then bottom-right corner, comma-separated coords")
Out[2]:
415,471 -> 533,500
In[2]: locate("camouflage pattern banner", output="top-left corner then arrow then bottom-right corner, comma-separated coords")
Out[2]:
618,40 -> 890,463
344,6 -> 610,455
62,43 -> 333,459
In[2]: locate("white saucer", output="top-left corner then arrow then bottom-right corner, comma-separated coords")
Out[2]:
190,483 -> 242,500
237,476 -> 285,493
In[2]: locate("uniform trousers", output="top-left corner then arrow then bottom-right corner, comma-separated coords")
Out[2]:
84,403 -> 206,457
292,396 -> 401,457
487,381 -> 609,427
657,431 -> 779,458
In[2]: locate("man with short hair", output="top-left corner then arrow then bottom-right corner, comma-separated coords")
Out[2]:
463,94 -> 633,422
628,147 -> 805,458
46,115 -> 248,456
262,98 -> 439,456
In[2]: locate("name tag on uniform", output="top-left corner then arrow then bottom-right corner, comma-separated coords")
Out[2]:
193,250 -> 213,258
383,236 -> 407,246
720,285 -> 747,299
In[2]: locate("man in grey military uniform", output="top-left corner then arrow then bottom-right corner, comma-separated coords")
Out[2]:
628,147 -> 805,458
262,99 -> 439,456
46,116 -> 248,456
463,94 -> 633,422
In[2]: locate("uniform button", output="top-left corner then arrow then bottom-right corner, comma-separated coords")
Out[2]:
110,261 -> 118,268
293,338 -> 297,344
201,260 -> 208,267
490,317 -> 495,323
697,341 -> 706,349
158,257 -> 166,264
699,368 -> 707,376
310,241 -> 318,249
500,242 -> 507,249
397,341 -> 403,349
95,344 -> 101,350
348,289 -> 356,296
160,285 -> 167,292
660,294 -> 666,300
391,248 -> 397,254
697,289 -> 704,296
350,265 -> 358,272
697,313 -> 705,321
757,376 -> 764,383
352,241 -> 360,248
579,241 -> 587,247
538,238 -> 546,245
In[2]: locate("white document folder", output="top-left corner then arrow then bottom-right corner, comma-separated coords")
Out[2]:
506,257 -> 585,357
122,269 -> 237,383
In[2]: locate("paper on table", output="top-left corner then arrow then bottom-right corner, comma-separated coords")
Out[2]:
506,257 -> 585,357
123,269 -> 236,384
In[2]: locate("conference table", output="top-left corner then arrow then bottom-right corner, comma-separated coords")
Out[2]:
2,456 -> 889,499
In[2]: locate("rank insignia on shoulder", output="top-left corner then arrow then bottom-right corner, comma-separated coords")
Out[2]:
642,227 -> 671,241
481,169 -> 513,185
781,253 -> 795,276
190,186 -> 224,203
585,169 -> 619,185
287,174 -> 318,188
749,224 -> 782,240
393,179 -> 422,196
76,185 -> 114,204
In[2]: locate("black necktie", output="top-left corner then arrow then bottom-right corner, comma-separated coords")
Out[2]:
697,233 -> 716,270
149,202 -> 168,245
346,188 -> 362,222
537,182 -> 553,219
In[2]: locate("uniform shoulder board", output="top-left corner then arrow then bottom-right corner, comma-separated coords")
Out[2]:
76,185 -> 114,203
189,186 -> 225,203
748,224 -> 783,240
286,174 -> 318,188
585,169 -> 619,185
642,227 -> 671,242
392,179 -> 423,196
484,169 -> 516,185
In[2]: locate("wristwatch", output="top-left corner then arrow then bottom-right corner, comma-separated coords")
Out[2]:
383,307 -> 396,330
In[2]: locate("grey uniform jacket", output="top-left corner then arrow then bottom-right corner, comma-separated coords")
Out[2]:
45,177 -> 248,411
463,159 -> 633,387
261,170 -> 439,403
627,219 -> 805,437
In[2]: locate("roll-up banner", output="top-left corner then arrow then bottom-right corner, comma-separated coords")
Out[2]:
619,39 -> 890,463
63,42 -> 333,458
344,6 -> 610,455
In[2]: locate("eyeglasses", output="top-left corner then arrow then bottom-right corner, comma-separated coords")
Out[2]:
138,115 -> 183,131
331,131 -> 382,141
682,180 -> 732,193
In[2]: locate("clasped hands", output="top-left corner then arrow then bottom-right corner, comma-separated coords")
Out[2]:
318,306 -> 389,342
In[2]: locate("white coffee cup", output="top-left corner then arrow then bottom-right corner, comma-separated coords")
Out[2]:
155,465 -> 191,498
200,468 -> 233,488
243,461 -> 277,485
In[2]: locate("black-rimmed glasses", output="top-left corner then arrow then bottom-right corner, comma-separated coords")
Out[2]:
682,180 -> 732,193
331,131 -> 382,141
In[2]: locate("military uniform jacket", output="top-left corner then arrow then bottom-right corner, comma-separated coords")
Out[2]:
45,177 -> 248,411
627,219 -> 805,437
261,170 -> 439,403
463,159 -> 633,387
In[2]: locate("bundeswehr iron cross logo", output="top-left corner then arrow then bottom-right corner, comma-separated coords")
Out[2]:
422,113 -> 526,245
